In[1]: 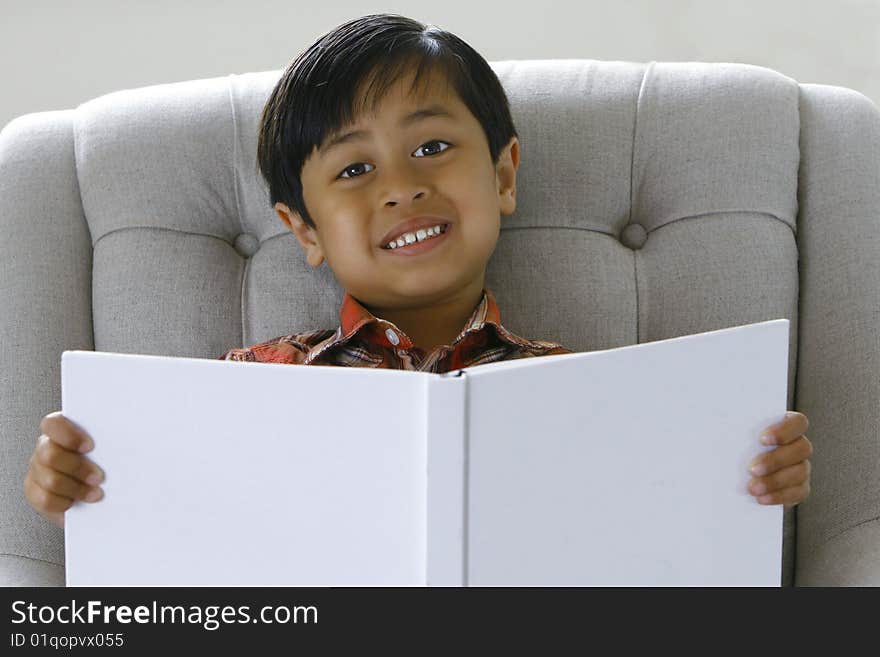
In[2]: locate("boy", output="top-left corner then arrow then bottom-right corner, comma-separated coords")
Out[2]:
24,13 -> 812,532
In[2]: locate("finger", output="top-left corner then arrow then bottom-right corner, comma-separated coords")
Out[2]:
24,476 -> 77,514
749,460 -> 811,496
34,438 -> 105,486
761,411 -> 809,445
40,412 -> 94,453
750,436 -> 813,476
30,461 -> 103,502
755,483 -> 810,507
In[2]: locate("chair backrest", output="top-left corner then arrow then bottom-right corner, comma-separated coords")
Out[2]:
1,59 -> 878,586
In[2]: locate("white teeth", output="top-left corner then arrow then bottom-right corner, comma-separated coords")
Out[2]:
386,224 -> 446,249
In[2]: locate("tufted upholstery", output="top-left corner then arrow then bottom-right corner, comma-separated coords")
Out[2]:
1,60 -> 878,586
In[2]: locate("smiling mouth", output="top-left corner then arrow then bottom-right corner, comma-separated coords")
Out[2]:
381,223 -> 450,250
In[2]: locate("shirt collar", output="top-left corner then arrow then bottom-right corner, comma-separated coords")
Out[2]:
338,287 -> 503,350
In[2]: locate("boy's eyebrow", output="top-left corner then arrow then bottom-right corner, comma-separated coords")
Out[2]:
319,104 -> 455,155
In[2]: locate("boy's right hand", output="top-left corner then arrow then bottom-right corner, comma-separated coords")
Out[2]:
23,412 -> 105,529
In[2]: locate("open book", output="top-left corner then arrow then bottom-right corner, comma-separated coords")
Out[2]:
62,319 -> 787,586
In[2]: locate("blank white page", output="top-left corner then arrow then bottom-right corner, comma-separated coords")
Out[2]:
63,352 -> 428,586
463,319 -> 788,586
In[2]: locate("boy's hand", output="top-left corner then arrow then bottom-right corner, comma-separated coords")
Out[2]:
747,411 -> 812,510
23,412 -> 105,529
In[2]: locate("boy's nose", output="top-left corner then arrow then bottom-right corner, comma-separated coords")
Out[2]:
385,188 -> 427,208
380,166 -> 430,206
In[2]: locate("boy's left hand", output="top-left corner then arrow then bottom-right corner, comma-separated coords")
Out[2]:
748,411 -> 812,510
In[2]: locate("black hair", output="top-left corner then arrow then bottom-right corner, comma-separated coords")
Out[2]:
256,13 -> 518,229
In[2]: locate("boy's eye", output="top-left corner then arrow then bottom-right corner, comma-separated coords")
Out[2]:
338,162 -> 375,180
337,140 -> 452,179
413,139 -> 451,158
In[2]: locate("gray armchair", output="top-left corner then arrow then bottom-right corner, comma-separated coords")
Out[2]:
1,60 -> 878,586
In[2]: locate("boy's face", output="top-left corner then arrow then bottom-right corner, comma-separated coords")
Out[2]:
274,65 -> 519,312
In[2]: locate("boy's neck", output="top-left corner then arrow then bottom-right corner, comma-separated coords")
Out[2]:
364,281 -> 486,352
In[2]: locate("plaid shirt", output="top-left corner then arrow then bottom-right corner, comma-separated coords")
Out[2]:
218,287 -> 573,373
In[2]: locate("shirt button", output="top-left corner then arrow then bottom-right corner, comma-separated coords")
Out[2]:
385,328 -> 400,346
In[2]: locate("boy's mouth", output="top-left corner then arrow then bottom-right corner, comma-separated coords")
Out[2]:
380,223 -> 452,255
380,223 -> 450,250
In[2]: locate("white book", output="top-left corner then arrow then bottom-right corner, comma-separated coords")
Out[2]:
63,319 -> 787,586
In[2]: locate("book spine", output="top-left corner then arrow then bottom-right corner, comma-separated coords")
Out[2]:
425,373 -> 468,586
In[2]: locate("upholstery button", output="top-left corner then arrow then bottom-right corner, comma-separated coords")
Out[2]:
620,223 -> 647,250
234,233 -> 260,257
385,328 -> 400,346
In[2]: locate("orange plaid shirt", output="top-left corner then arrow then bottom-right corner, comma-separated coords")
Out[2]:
218,287 -> 573,373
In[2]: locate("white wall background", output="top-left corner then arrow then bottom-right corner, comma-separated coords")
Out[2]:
1,0 -> 878,131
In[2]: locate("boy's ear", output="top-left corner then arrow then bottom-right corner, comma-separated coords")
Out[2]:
496,136 -> 519,217
274,202 -> 325,267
